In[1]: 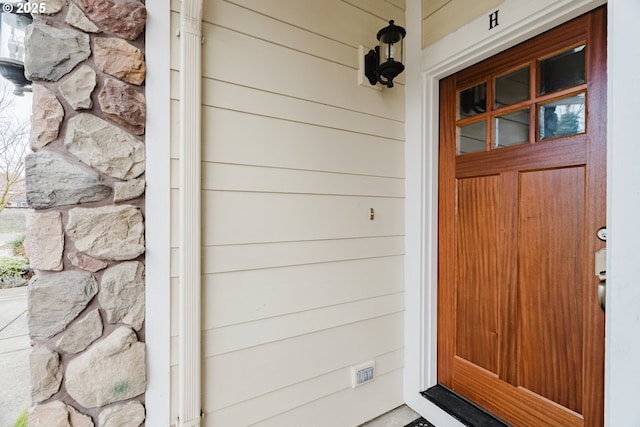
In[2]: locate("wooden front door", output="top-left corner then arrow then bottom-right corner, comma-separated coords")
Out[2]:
437,7 -> 606,427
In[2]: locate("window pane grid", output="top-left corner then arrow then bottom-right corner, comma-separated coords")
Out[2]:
455,44 -> 587,156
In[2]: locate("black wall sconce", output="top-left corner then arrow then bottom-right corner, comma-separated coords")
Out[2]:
364,20 -> 406,88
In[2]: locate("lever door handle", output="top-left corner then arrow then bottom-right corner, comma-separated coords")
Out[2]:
598,279 -> 606,312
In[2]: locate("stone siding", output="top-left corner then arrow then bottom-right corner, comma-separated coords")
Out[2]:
23,0 -> 147,424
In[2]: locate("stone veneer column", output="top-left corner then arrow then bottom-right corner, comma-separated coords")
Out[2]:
23,0 -> 147,425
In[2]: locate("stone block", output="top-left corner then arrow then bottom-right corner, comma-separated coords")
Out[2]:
59,65 -> 97,110
94,37 -> 146,85
28,271 -> 98,340
76,0 -> 146,40
65,3 -> 101,33
68,251 -> 109,272
66,205 -> 145,261
29,401 -> 94,427
98,77 -> 146,135
25,150 -> 112,209
30,84 -> 64,149
24,210 -> 64,271
39,0 -> 66,15
56,309 -> 103,354
99,401 -> 145,427
25,21 -> 90,82
66,326 -> 146,408
99,261 -> 145,330
64,113 -> 145,180
113,178 -> 145,202
30,346 -> 62,403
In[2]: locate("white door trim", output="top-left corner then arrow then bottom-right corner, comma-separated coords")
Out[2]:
145,1 -> 172,425
404,0 -> 606,424
605,1 -> 640,426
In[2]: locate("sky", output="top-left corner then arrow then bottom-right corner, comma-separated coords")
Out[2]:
10,84 -> 32,122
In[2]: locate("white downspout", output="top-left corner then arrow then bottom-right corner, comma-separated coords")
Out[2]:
178,0 -> 203,425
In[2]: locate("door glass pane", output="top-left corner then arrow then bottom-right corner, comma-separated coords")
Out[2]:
459,82 -> 486,119
458,121 -> 486,154
539,45 -> 585,95
495,109 -> 529,148
539,93 -> 585,140
494,66 -> 530,109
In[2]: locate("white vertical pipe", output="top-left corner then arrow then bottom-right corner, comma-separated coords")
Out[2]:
178,0 -> 203,425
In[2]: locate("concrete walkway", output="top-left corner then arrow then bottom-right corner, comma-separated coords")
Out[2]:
360,405 -> 421,427
0,286 -> 30,427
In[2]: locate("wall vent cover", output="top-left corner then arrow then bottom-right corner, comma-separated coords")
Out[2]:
351,360 -> 375,388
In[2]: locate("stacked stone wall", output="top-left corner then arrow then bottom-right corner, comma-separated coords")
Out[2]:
22,0 -> 147,424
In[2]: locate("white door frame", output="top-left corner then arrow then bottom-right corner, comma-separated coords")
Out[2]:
404,0 -> 609,425
144,0 -> 172,425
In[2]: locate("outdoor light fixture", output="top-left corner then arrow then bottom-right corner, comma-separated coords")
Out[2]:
0,2 -> 32,96
364,20 -> 406,88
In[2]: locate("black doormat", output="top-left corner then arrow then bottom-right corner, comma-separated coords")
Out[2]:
421,384 -> 510,427
404,418 -> 435,427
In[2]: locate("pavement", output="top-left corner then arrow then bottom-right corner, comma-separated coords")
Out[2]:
0,286 -> 30,427
360,405 -> 421,427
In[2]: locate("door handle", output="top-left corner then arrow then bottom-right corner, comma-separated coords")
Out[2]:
598,279 -> 606,312
595,247 -> 606,312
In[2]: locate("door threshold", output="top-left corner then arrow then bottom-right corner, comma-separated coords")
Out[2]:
421,384 -> 511,427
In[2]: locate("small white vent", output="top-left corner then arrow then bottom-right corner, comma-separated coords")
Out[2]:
351,360 -> 375,388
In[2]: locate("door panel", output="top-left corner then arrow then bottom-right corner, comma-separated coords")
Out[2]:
518,167 -> 584,414
453,357 -> 583,427
437,7 -> 606,427
455,175 -> 500,374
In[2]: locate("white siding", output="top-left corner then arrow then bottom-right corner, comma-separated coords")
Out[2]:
421,0 -> 502,47
171,0 -> 406,425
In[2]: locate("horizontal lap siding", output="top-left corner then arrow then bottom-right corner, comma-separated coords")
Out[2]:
200,103 -> 403,174
170,0 -> 406,425
203,256 -> 405,329
203,313 -> 404,413
209,350 -> 404,426
202,191 -> 403,245
421,0 -> 502,47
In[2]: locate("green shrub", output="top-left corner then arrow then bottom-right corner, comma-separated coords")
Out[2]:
12,408 -> 27,427
8,235 -> 25,256
0,255 -> 29,277
8,235 -> 24,249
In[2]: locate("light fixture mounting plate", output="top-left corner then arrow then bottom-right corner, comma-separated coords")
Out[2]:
357,45 -> 381,90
